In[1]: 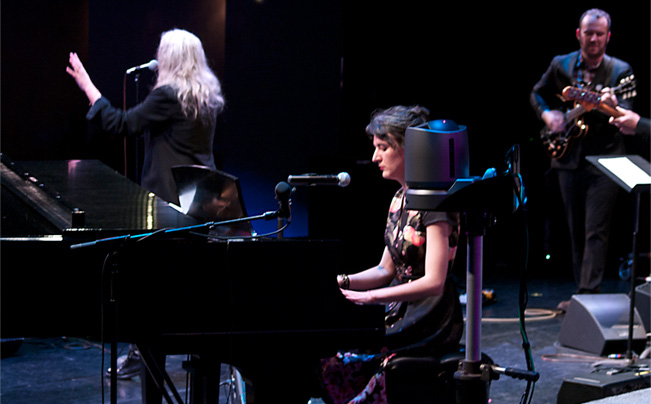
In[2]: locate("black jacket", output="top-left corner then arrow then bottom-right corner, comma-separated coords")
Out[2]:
87,85 -> 217,204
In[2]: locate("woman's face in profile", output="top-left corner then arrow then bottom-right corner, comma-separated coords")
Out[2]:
371,134 -> 405,184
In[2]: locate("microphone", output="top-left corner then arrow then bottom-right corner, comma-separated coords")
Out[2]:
125,59 -> 158,74
275,181 -> 292,219
287,172 -> 351,187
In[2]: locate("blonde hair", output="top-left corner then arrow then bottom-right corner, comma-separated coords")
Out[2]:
155,29 -> 225,125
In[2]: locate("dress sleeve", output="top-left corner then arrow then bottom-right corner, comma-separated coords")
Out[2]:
422,210 -> 460,248
421,211 -> 458,228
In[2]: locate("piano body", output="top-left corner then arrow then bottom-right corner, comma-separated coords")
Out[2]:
1,156 -> 385,403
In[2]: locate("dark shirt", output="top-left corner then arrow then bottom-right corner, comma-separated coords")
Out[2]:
87,85 -> 217,204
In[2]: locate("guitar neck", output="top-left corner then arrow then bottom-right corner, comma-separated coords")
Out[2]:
596,103 -> 624,118
564,100 -> 624,122
565,104 -> 586,121
561,79 -> 635,120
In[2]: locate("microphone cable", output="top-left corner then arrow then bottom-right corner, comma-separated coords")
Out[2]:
505,145 -> 537,404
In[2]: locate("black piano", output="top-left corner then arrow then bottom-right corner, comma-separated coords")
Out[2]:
1,156 -> 385,403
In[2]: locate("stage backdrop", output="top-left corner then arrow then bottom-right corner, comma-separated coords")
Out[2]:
2,0 -> 648,274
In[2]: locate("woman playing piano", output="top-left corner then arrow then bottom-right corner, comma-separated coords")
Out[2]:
318,105 -> 464,403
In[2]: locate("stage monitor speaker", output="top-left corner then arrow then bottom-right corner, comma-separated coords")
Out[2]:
558,294 -> 647,355
635,282 -> 650,332
557,367 -> 650,404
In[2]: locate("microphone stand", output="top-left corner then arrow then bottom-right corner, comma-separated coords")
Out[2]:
277,216 -> 285,239
70,211 -> 282,250
621,183 -> 648,366
133,72 -> 141,184
625,189 -> 645,363
71,205 -> 288,404
122,69 -> 144,183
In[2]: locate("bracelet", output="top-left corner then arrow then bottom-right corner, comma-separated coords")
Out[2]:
339,274 -> 350,289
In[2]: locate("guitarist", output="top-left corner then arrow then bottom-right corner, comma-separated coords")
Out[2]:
530,8 -> 635,311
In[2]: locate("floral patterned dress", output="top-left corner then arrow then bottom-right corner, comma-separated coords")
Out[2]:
318,188 -> 464,404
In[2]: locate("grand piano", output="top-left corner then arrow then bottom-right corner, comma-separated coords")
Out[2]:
1,155 -> 385,403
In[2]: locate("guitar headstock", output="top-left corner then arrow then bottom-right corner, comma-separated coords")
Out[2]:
614,75 -> 637,100
561,87 -> 601,110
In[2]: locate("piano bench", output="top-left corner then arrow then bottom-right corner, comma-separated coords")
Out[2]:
384,348 -> 493,404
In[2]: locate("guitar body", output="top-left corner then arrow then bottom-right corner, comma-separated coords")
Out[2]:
540,116 -> 587,159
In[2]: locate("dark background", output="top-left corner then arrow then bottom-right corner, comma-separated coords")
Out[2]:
2,0 -> 649,277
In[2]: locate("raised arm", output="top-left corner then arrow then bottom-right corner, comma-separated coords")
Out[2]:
66,52 -> 102,106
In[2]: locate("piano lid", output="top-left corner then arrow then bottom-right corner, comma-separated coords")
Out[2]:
1,156 -> 199,238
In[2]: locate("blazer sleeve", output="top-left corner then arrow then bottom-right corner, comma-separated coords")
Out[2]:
636,117 -> 650,143
530,54 -> 576,120
86,86 -> 179,136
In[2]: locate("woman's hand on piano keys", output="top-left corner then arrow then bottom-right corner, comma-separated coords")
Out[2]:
340,288 -> 377,305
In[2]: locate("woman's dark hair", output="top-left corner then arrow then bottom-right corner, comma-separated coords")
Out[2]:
365,105 -> 430,148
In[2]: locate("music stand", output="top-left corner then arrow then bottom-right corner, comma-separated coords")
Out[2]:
586,154 -> 651,363
172,165 -> 255,237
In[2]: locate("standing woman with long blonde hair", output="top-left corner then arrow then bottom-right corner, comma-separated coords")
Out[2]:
67,28 -> 225,205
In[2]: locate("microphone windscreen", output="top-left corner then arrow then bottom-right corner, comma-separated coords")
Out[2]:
337,172 -> 351,187
275,181 -> 292,199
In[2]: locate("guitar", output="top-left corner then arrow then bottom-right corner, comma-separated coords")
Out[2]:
540,75 -> 636,159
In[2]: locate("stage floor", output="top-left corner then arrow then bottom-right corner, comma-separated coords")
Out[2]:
1,273 -> 648,403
